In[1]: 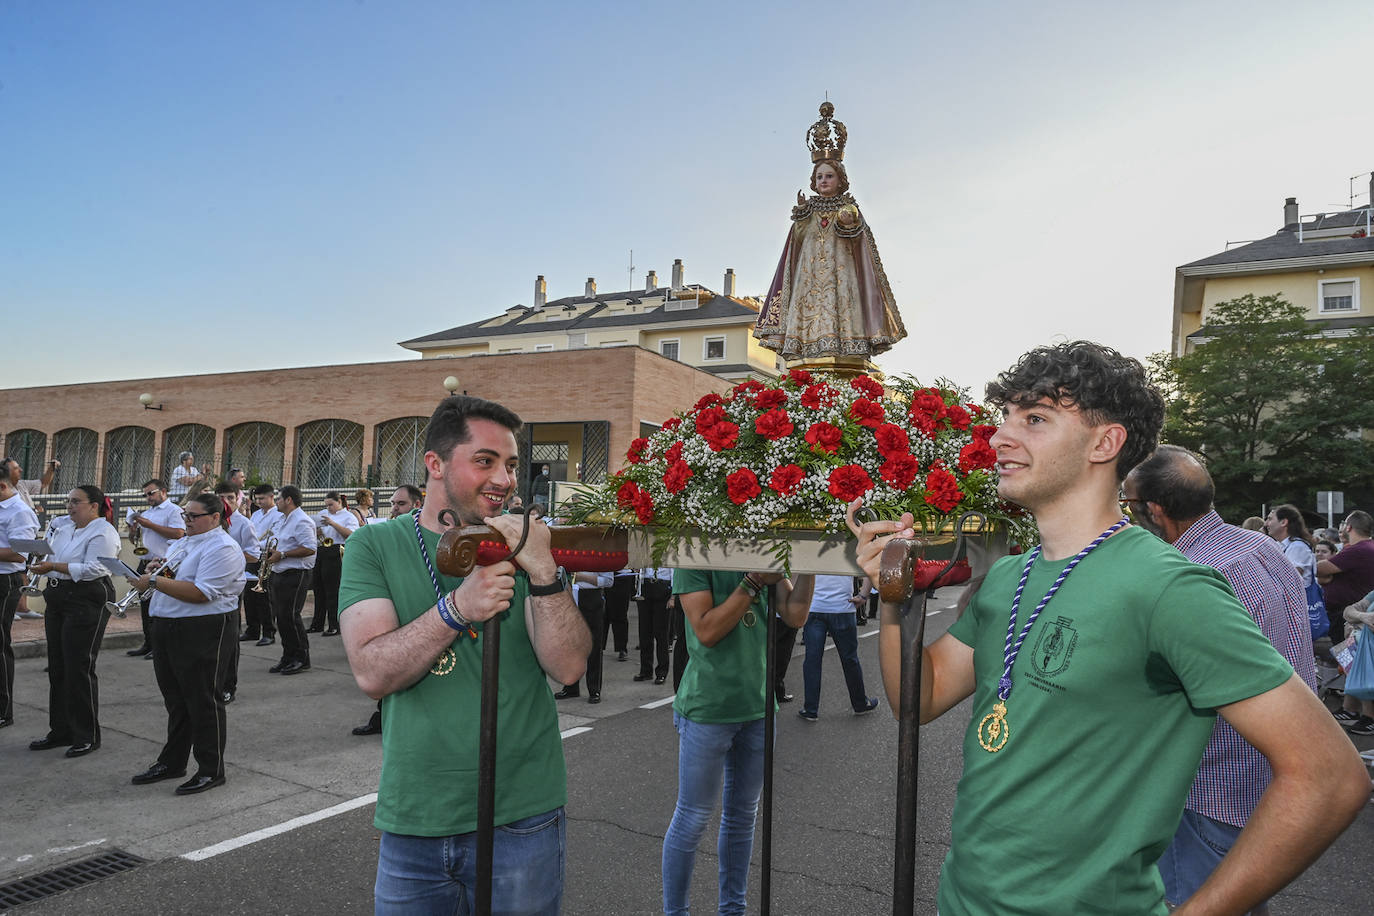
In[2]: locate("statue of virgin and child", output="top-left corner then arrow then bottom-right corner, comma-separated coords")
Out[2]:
753,102 -> 907,368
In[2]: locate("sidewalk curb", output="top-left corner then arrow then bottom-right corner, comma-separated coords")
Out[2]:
13,630 -> 145,660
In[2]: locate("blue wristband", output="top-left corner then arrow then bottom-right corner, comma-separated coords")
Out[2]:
436,592 -> 472,633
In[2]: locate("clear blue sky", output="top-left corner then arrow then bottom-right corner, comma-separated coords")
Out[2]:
4,0 -> 1372,394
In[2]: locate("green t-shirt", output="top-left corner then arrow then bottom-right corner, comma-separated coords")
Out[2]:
941,526 -> 1293,915
338,515 -> 566,837
672,569 -> 772,724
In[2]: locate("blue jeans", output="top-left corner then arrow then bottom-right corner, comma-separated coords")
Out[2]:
662,713 -> 766,915
374,807 -> 565,915
801,612 -> 870,715
1158,809 -> 1268,914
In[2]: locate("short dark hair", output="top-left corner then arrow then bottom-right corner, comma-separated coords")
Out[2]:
423,395 -> 522,466
1271,504 -> 1313,545
1345,510 -> 1373,538
1316,538 -> 1339,554
395,484 -> 423,503
142,478 -> 168,491
251,483 -> 275,497
278,485 -> 303,508
986,340 -> 1165,481
213,482 -> 236,496
1128,445 -> 1214,522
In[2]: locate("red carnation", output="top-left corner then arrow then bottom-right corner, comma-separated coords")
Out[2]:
804,421 -> 843,454
694,393 -> 724,411
663,459 -> 694,493
633,490 -> 656,524
627,437 -> 650,464
661,416 -> 682,432
873,423 -> 910,457
924,466 -> 962,513
850,375 -> 884,399
726,467 -> 762,505
879,453 -> 920,489
944,403 -> 972,431
703,420 -> 740,452
616,480 -> 641,509
827,464 -> 874,502
769,463 -> 805,496
787,368 -> 813,385
908,408 -> 939,439
912,390 -> 946,415
800,383 -> 839,410
664,441 -> 684,464
755,408 -> 795,441
732,379 -> 765,399
958,439 -> 997,473
849,398 -> 886,428
971,424 -> 998,442
695,406 -> 727,432
754,388 -> 787,410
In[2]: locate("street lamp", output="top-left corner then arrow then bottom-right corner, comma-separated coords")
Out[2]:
139,393 -> 164,411
443,376 -> 463,395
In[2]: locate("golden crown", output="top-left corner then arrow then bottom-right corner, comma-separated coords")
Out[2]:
806,101 -> 847,163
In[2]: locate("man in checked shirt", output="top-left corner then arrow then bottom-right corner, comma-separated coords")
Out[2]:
1123,445 -> 1319,914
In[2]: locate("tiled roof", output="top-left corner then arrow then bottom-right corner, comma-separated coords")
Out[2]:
1182,212 -> 1374,270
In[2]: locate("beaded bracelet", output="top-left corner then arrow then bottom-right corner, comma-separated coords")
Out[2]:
739,575 -> 763,599
436,590 -> 472,633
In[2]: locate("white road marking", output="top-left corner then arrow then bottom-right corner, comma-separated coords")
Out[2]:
181,794 -> 378,861
560,726 -> 593,739
639,695 -> 676,709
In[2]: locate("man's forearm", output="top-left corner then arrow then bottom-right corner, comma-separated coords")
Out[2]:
528,590 -> 590,684
352,608 -> 460,699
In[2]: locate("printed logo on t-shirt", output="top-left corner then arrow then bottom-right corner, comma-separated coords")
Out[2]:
1030,616 -> 1077,678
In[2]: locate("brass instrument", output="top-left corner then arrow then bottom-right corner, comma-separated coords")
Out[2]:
632,568 -> 645,601
105,557 -> 181,618
129,511 -> 149,556
252,535 -> 278,593
20,526 -> 55,596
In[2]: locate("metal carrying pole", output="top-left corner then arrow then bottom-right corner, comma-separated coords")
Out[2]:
476,611 -> 502,916
760,582 -> 777,916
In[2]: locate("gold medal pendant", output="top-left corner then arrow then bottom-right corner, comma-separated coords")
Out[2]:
742,610 -> 757,628
430,647 -> 457,677
977,700 -> 1009,753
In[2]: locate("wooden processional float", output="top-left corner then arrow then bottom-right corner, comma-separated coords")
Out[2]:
433,507 -> 1003,916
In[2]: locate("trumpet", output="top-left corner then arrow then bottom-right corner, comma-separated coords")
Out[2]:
317,511 -> 336,549
129,511 -> 149,556
105,558 -> 181,618
252,535 -> 278,594
20,562 -> 47,597
632,568 -> 645,601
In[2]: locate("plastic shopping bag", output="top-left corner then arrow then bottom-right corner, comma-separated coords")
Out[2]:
1305,580 -> 1329,641
1345,628 -> 1374,701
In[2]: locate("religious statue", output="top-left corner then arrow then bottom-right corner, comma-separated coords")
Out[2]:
753,101 -> 907,368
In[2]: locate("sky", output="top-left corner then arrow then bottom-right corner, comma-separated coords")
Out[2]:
5,0 -> 1374,397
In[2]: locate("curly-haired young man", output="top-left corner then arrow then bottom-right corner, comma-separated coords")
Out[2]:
850,341 -> 1367,916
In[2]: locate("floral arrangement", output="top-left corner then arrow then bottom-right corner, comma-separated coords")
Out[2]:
566,368 -> 1032,566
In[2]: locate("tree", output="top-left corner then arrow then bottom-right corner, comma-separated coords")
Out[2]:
1151,294 -> 1374,521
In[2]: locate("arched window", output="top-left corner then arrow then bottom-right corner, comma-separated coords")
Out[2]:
162,424 -> 217,482
103,426 -> 155,493
224,422 -> 286,488
53,428 -> 99,486
295,420 -> 363,489
374,417 -> 428,488
3,429 -> 47,478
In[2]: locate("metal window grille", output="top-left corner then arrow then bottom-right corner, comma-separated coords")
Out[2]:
374,417 -> 427,488
53,428 -> 99,485
295,419 -> 363,489
581,421 -> 610,483
3,429 -> 47,477
162,424 -> 217,482
224,422 -> 286,487
103,426 -> 155,493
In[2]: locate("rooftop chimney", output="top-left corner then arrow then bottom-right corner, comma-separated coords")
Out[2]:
646,269 -> 658,290
1284,197 -> 1298,227
534,275 -> 547,310
722,268 -> 736,297
671,258 -> 684,291
585,277 -> 597,297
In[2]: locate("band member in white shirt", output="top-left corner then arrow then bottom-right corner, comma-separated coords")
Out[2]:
2,456 -> 58,620
126,479 -> 187,657
264,485 -> 316,675
634,567 -> 674,685
128,493 -> 245,795
215,483 -> 257,703
555,571 -> 613,703
0,476 -> 40,727
245,484 -> 282,645
310,491 -> 360,636
28,486 -> 120,757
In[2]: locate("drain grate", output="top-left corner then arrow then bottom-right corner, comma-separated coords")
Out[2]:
0,849 -> 147,908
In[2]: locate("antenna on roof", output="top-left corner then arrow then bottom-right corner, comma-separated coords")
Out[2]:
627,249 -> 636,292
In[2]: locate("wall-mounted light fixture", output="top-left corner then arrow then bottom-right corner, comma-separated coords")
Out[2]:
139,393 -> 164,411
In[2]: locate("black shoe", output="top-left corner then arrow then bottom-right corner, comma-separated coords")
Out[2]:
352,721 -> 382,736
856,615 -> 867,627
65,742 -> 98,758
175,774 -> 226,796
306,625 -> 324,633
322,628 -> 339,637
554,687 -> 579,699
29,735 -> 67,751
238,633 -> 259,643
776,692 -> 794,703
617,651 -> 628,662
633,673 -> 653,682
588,692 -> 601,704
126,645 -> 150,657
269,659 -> 289,673
144,652 -> 155,660
132,762 -> 186,785
256,636 -> 275,647
654,676 -> 666,685
280,661 -> 311,675
1346,716 -> 1374,736
220,691 -> 235,704
0,716 -> 12,728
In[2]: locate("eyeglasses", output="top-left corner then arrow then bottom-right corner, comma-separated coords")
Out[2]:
183,511 -> 214,520
142,490 -> 161,498
66,498 -> 92,506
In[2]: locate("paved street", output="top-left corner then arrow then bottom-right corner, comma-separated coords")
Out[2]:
2,594 -> 1370,915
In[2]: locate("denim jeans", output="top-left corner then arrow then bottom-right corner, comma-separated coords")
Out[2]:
801,612 -> 870,715
662,713 -> 766,915
374,807 -> 565,915
1158,809 -> 1268,914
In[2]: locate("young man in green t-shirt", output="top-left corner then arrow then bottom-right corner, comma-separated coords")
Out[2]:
849,341 -> 1369,915
339,395 -> 591,915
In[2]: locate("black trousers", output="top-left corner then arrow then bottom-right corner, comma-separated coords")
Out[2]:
311,545 -> 343,630
136,557 -> 160,647
219,595 -> 242,695
563,587 -> 605,696
0,571 -> 21,720
43,578 -> 113,746
774,620 -> 799,694
670,594 -> 689,692
243,560 -> 274,638
636,579 -> 671,679
151,613 -> 233,778
603,575 -> 632,654
271,568 -> 312,664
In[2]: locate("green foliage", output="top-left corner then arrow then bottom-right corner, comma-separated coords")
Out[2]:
1154,294 -> 1374,519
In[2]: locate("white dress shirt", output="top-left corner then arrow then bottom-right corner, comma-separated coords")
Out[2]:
251,506 -> 283,542
126,499 -> 186,559
572,571 -> 614,602
169,465 -> 197,497
274,507 -> 317,571
0,492 -> 40,574
47,517 -> 121,582
149,526 -> 246,619
227,512 -> 260,562
316,507 -> 360,543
